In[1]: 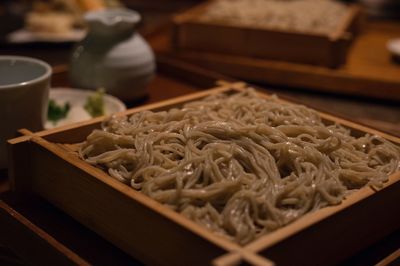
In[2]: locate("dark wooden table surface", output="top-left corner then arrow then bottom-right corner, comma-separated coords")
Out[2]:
1,1 -> 400,265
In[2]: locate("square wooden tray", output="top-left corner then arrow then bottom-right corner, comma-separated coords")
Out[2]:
169,19 -> 400,102
173,0 -> 362,68
8,82 -> 400,265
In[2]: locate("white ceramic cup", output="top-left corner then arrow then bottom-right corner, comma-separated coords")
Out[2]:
0,56 -> 51,169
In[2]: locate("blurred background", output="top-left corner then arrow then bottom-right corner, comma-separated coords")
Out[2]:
0,0 -> 399,41
0,1 -> 400,266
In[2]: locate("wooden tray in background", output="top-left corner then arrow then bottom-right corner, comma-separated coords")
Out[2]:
172,20 -> 400,101
7,82 -> 400,266
173,0 -> 362,68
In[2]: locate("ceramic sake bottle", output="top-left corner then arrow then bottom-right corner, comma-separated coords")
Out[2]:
69,8 -> 155,101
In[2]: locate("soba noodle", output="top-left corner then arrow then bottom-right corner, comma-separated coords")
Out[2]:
198,0 -> 349,35
79,89 -> 400,245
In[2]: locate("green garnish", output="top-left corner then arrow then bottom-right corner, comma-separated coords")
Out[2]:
84,88 -> 105,118
48,99 -> 70,123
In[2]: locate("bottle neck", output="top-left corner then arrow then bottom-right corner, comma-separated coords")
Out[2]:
81,28 -> 136,53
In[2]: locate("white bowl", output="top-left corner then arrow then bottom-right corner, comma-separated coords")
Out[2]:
45,88 -> 126,129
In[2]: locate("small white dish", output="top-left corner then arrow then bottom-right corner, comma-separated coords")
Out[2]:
387,38 -> 400,57
7,28 -> 86,43
45,88 -> 126,129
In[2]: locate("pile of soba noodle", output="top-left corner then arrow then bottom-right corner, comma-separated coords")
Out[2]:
80,89 -> 400,245
199,0 -> 349,35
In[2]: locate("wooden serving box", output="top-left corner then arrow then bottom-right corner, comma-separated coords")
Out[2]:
8,83 -> 400,266
173,1 -> 363,68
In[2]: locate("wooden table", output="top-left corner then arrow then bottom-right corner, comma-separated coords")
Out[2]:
1,2 -> 400,265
